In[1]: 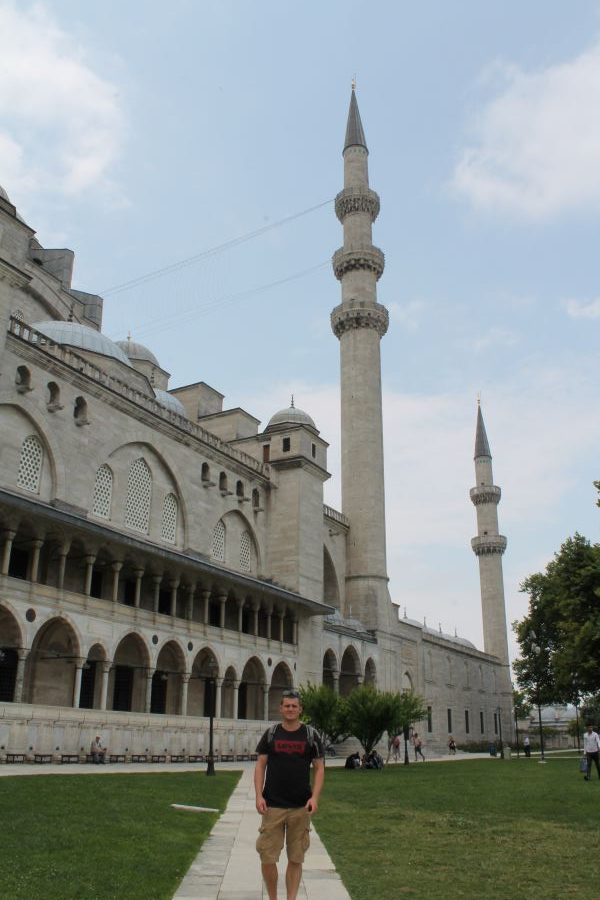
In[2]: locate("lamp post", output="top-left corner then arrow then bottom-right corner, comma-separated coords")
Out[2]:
403,723 -> 410,766
513,703 -> 520,759
205,660 -> 217,777
497,706 -> 504,759
530,636 -> 546,764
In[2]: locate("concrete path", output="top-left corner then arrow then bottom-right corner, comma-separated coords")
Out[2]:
172,766 -> 350,900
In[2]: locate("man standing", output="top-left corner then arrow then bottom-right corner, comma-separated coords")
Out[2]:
254,689 -> 325,900
583,723 -> 600,780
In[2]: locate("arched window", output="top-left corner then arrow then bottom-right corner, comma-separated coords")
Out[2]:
125,458 -> 152,533
201,462 -> 210,483
161,493 -> 178,543
92,464 -> 113,519
17,435 -> 43,493
74,395 -> 88,425
240,530 -> 251,571
236,480 -> 244,499
212,520 -> 225,561
252,488 -> 260,510
219,472 -> 228,492
15,365 -> 32,393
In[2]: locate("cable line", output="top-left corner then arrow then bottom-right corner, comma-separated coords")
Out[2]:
101,199 -> 333,296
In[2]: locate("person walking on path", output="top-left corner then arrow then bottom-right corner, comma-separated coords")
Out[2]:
583,723 -> 600,780
254,689 -> 325,900
523,735 -> 531,758
412,732 -> 425,761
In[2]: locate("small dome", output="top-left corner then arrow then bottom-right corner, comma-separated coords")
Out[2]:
32,321 -> 131,366
267,403 -> 316,431
154,389 -> 186,417
116,338 -> 160,367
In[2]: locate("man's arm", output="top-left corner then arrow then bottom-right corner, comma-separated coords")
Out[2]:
254,754 -> 268,814
306,757 -> 324,814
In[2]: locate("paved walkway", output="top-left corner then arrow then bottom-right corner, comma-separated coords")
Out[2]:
173,766 -> 351,900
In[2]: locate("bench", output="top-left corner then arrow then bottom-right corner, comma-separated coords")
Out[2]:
236,753 -> 250,761
220,754 -> 234,762
249,753 -> 258,761
187,754 -> 205,762
131,754 -> 147,763
151,755 -> 166,763
34,754 -> 53,764
169,755 -> 186,763
5,753 -> 27,763
60,754 -> 80,764
109,754 -> 126,763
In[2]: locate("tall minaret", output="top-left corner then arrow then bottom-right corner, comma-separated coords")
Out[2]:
470,404 -> 509,664
331,86 -> 392,632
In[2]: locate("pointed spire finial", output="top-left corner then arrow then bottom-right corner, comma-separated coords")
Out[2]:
344,86 -> 368,153
290,394 -> 295,408
352,74 -> 356,92
477,391 -> 481,406
474,403 -> 492,459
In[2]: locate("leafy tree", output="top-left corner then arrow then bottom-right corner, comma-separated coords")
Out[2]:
340,686 -> 393,755
382,691 -> 427,761
298,683 -> 348,748
513,533 -> 600,704
512,688 -> 531,721
593,480 -> 600,508
581,693 -> 600,728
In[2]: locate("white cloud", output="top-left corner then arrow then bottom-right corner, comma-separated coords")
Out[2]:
0,1 -> 124,203
564,297 -> 600,318
452,44 -> 600,219
388,299 -> 426,331
470,327 -> 519,353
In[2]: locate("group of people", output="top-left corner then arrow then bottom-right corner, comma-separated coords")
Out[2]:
344,750 -> 384,769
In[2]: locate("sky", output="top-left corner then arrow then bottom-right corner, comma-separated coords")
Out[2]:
1,0 -> 599,663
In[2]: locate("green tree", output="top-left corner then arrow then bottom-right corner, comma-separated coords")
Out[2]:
512,688 -> 531,721
382,691 -> 427,761
514,533 -> 600,703
341,686 -> 393,755
581,693 -> 600,728
298,683 -> 348,748
593,480 -> 600,508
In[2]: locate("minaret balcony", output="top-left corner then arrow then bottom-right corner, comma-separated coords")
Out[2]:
331,301 -> 389,339
471,535 -> 507,556
332,245 -> 385,281
470,485 -> 501,506
335,187 -> 380,223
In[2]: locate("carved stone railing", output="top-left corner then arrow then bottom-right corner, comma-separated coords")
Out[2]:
471,535 -> 507,556
323,504 -> 349,527
470,485 -> 501,506
7,317 -> 269,478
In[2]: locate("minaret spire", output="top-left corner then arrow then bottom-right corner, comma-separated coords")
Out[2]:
331,89 -> 391,632
470,404 -> 509,666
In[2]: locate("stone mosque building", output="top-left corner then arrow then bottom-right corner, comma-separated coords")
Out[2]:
0,90 -> 512,760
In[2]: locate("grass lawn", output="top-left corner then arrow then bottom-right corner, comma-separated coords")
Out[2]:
0,770 -> 239,899
316,757 -> 599,900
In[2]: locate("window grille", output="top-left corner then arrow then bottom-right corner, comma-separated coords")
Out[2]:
212,520 -> 225,561
92,465 -> 113,519
161,493 -> 178,543
17,435 -> 43,493
125,458 -> 152,533
240,530 -> 251,571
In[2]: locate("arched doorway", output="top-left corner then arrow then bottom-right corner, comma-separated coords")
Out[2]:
322,649 -> 338,692
27,617 -> 80,707
111,633 -> 149,712
365,658 -> 377,687
339,646 -> 361,697
268,662 -> 293,718
188,648 -> 219,717
79,643 -> 107,709
0,605 -> 23,702
238,657 -> 266,720
152,640 -> 185,714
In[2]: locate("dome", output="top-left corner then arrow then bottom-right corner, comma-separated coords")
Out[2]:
267,403 -> 316,431
154,389 -> 186,417
115,338 -> 160,367
32,321 -> 131,366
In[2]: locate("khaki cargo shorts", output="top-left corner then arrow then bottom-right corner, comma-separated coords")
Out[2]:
256,806 -> 311,864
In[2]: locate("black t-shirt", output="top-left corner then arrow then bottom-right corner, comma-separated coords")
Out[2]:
256,723 -> 324,808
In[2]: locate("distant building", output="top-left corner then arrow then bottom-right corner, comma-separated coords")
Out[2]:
0,91 -> 512,760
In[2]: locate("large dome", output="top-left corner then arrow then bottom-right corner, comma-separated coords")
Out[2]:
32,321 -> 131,366
267,404 -> 317,431
116,338 -> 160,367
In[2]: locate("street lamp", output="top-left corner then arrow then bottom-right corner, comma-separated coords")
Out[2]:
403,723 -> 410,766
205,659 -> 217,776
530,634 -> 546,764
497,706 -> 504,759
513,702 -> 520,759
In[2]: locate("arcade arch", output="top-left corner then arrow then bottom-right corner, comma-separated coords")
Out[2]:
339,646 -> 361,696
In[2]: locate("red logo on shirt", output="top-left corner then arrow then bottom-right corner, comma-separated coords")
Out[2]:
274,739 -> 306,754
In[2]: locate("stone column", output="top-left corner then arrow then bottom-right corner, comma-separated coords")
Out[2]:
263,684 -> 270,721
266,604 -> 273,641
218,590 -> 227,630
201,588 -> 211,625
233,680 -> 240,720
152,575 -> 162,613
252,602 -> 259,637
237,598 -> 245,633
72,657 -> 86,708
332,671 -> 340,695
215,676 -> 223,718
180,673 -> 190,716
83,554 -> 96,596
13,649 -> 28,702
133,568 -> 144,608
29,539 -> 43,583
145,668 -> 155,713
170,579 -> 180,618
1,530 -> 16,575
277,609 -> 285,643
111,561 -> 123,603
99,661 -> 111,711
57,545 -> 69,590
292,617 -> 299,646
